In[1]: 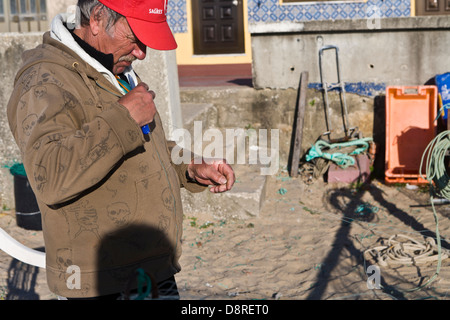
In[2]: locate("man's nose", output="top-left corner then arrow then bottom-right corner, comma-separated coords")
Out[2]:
133,42 -> 147,60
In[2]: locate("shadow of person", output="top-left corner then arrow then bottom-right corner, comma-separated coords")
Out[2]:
305,182 -> 450,300
6,247 -> 45,300
65,224 -> 180,300
305,187 -> 388,300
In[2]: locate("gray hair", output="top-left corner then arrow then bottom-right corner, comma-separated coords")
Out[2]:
77,0 -> 124,31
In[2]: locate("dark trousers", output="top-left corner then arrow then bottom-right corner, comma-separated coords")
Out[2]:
65,276 -> 179,300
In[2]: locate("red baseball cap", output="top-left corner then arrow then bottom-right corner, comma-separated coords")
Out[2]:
98,0 -> 177,50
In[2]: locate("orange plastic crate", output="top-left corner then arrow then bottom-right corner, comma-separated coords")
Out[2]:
385,86 -> 438,185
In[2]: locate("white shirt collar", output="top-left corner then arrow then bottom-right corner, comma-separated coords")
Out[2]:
50,13 -> 138,94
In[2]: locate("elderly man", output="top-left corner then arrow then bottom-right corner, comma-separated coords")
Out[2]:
7,0 -> 235,300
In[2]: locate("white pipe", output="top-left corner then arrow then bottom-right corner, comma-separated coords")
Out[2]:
0,227 -> 45,269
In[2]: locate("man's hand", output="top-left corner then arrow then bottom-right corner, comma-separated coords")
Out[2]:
187,158 -> 235,193
118,82 -> 156,127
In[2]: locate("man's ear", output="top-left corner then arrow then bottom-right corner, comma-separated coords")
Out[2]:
89,5 -> 103,36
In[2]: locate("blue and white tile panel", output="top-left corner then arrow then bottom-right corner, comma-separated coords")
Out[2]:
248,0 -> 410,23
167,0 -> 411,34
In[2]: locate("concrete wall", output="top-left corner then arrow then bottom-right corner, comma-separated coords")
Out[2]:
0,33 -> 42,211
247,16 -> 449,178
180,86 -> 377,175
250,16 -> 450,90
134,48 -> 182,141
0,32 -> 180,211
46,0 -> 77,29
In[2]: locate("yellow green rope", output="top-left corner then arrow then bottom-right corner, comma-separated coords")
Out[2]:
414,130 -> 450,290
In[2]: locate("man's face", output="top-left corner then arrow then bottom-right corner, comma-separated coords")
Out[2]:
97,17 -> 147,74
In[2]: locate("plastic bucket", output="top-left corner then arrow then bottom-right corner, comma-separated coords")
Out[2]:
13,174 -> 42,231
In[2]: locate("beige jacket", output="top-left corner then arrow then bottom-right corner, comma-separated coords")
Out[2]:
7,30 -> 204,298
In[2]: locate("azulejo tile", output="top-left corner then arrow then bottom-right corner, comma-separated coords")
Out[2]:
247,0 -> 410,23
165,0 -> 411,34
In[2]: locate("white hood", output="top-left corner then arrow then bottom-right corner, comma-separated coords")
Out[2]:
50,13 -> 138,95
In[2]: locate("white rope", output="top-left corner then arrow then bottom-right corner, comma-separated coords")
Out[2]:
364,234 -> 449,267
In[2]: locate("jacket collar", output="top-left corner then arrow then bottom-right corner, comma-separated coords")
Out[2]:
49,13 -> 138,94
70,30 -> 115,74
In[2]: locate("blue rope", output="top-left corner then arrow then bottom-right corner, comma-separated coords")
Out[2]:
2,162 -> 27,177
434,102 -> 450,122
134,268 -> 152,300
306,137 -> 373,168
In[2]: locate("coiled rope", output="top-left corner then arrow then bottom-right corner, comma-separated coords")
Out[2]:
365,234 -> 448,267
420,130 -> 450,199
365,130 -> 450,291
416,130 -> 450,288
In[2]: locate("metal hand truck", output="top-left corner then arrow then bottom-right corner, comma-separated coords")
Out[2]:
319,45 -> 360,142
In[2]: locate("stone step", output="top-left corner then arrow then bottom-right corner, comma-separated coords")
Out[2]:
180,163 -> 268,220
180,102 -> 270,219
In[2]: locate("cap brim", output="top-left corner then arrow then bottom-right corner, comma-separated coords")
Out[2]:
127,17 -> 177,51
